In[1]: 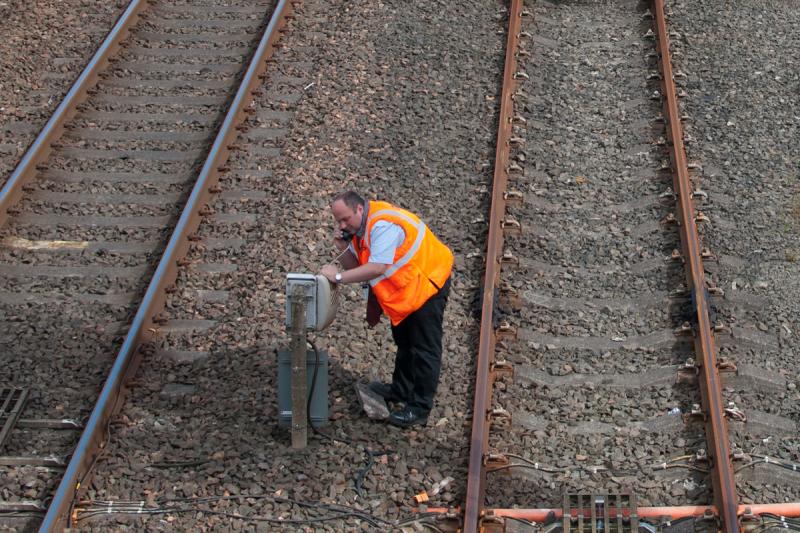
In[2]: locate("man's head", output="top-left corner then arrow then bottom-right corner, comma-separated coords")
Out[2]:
331,191 -> 365,236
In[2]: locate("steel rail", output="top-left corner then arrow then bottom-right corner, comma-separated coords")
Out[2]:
651,1 -> 739,531
487,503 -> 800,522
0,0 -> 148,229
463,1 -> 524,531
39,1 -> 297,529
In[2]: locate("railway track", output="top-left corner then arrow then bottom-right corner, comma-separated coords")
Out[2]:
466,1 -> 800,532
0,0 -> 291,528
69,0 -> 507,529
473,0 -> 699,516
1,0 -> 798,531
3,0 -> 506,530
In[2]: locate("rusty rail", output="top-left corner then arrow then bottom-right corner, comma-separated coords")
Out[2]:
464,1 -> 745,531
39,1 -> 298,529
488,503 -> 800,522
463,1 -> 524,531
0,0 -> 148,229
651,1 -> 739,531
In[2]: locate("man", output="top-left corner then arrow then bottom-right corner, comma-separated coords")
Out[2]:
320,191 -> 453,428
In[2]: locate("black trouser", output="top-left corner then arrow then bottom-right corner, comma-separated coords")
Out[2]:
390,277 -> 451,415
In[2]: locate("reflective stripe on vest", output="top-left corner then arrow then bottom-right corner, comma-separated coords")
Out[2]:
365,208 -> 426,287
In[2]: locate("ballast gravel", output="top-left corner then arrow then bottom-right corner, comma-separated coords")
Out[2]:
2,0 -> 798,529
80,0 -> 505,530
0,0 -> 130,183
668,0 -> 800,504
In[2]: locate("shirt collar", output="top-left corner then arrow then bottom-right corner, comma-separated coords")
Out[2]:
356,200 -> 370,239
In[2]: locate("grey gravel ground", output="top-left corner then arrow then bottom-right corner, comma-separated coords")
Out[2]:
669,0 -> 800,506
491,0 -> 800,525
2,0 -> 799,531
0,1 -> 278,529
78,0 -> 504,531
487,0 -> 708,511
0,0 -> 129,184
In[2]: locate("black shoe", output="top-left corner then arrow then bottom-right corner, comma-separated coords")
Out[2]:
388,406 -> 429,428
368,381 -> 402,403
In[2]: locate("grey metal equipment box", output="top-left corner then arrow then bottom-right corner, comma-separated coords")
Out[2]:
284,273 -> 339,331
277,349 -> 328,428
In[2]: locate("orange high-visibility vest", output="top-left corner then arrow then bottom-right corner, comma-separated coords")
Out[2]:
353,201 -> 453,325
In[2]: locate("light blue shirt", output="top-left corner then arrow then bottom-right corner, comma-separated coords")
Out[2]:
368,221 -> 405,264
349,220 -> 405,265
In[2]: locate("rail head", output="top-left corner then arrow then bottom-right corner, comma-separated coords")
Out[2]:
38,0 -> 297,530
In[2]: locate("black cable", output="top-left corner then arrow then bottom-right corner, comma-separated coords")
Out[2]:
503,516 -> 537,527
353,448 -> 375,499
76,495 -> 445,528
305,337 -> 332,442
735,455 -> 800,474
760,513 -> 800,525
68,364 -> 132,525
354,449 -> 389,499
656,517 -> 699,530
306,337 -> 393,500
85,493 -> 393,524
747,520 -> 800,533
395,512 -> 449,525
77,507 -> 380,526
416,523 -> 445,533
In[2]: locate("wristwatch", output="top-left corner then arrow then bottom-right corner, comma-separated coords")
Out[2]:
334,272 -> 342,283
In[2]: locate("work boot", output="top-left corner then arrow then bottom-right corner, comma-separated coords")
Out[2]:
368,381 -> 402,403
388,405 -> 429,428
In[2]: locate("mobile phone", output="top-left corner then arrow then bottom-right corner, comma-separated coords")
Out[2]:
340,229 -> 354,241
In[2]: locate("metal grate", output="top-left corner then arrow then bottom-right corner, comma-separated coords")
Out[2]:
562,493 -> 639,533
0,387 -> 30,451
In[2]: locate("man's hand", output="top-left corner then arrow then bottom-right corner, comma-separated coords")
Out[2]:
321,264 -> 339,283
333,228 -> 348,251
